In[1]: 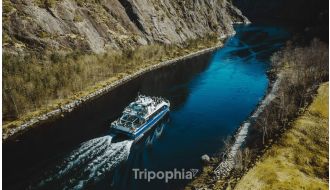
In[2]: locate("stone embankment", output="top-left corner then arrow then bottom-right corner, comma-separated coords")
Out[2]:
213,74 -> 282,179
3,42 -> 230,140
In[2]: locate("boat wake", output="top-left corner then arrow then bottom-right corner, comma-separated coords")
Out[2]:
32,135 -> 133,190
154,124 -> 164,138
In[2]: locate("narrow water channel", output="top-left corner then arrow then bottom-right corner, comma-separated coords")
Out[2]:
3,23 -> 290,190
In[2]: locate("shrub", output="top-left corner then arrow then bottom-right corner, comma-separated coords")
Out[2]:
3,34 -> 219,122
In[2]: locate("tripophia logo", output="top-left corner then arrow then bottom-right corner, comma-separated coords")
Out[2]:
132,168 -> 199,183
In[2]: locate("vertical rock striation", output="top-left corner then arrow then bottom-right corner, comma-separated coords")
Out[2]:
3,0 -> 249,54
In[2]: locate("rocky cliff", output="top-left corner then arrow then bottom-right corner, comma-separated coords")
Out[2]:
3,0 -> 249,54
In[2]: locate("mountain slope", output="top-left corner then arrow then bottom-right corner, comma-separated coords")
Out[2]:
3,0 -> 249,54
3,0 -> 249,138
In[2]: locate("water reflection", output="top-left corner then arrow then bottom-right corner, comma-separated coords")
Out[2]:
3,23 -> 290,190
3,49 -> 213,190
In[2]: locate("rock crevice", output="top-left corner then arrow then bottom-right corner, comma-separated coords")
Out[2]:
3,0 -> 249,54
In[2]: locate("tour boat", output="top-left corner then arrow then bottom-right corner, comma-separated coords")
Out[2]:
110,94 -> 170,141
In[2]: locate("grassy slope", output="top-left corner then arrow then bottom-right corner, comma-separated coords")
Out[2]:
235,82 -> 329,190
3,36 -> 221,136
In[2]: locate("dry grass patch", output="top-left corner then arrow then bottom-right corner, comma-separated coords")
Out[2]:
3,34 -> 220,132
235,82 -> 329,190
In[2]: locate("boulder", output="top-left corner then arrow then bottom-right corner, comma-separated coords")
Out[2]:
201,154 -> 210,164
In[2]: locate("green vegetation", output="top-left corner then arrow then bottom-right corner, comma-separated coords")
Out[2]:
235,82 -> 328,190
3,0 -> 13,14
230,39 -> 328,189
186,39 -> 328,190
3,34 -> 220,131
257,39 -> 328,143
33,0 -> 107,8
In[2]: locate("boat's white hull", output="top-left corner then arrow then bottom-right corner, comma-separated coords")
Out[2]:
111,105 -> 170,142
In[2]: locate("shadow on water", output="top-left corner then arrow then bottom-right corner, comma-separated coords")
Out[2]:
4,23 -> 291,190
3,50 -> 213,190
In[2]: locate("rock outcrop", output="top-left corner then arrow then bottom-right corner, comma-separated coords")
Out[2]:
3,0 -> 249,54
201,154 -> 211,164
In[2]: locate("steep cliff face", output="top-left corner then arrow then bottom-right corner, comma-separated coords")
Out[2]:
3,0 -> 249,54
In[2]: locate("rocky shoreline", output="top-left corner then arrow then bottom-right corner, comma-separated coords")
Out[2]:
213,73 -> 282,178
187,69 -> 283,189
3,40 -> 230,141
189,39 -> 329,190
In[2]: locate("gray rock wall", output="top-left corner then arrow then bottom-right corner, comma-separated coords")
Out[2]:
3,0 -> 249,54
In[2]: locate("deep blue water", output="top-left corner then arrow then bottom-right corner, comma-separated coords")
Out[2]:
115,24 -> 289,190
3,24 -> 290,190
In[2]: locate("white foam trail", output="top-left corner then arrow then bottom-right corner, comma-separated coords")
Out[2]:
35,135 -> 114,188
85,141 -> 127,174
145,136 -> 152,146
59,137 -> 112,172
155,124 -> 164,138
68,140 -> 133,190
66,139 -> 104,161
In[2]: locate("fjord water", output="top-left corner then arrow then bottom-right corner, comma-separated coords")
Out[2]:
3,24 -> 289,190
